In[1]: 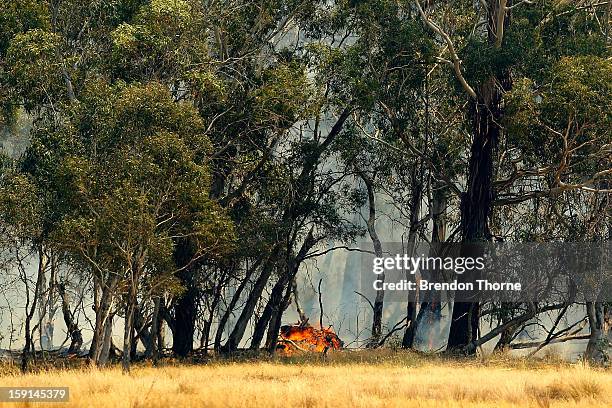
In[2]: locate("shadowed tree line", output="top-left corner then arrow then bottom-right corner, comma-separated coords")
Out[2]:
0,0 -> 609,373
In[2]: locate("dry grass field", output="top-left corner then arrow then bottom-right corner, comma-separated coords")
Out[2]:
0,351 -> 610,408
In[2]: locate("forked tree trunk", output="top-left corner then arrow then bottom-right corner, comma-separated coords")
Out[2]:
57,283 -> 83,354
98,313 -> 114,365
21,249 -> 47,373
266,282 -> 294,352
265,232 -> 317,352
91,281 -> 116,366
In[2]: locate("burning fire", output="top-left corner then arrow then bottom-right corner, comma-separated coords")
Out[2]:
277,323 -> 343,355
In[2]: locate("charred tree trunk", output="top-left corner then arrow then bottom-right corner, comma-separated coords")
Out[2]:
171,240 -> 199,357
447,0 -> 512,354
171,282 -> 196,357
447,86 -> 499,352
402,302 -> 418,348
266,283 -> 293,353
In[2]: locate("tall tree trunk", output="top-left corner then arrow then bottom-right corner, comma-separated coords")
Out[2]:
359,171 -> 384,347
447,0 -> 512,354
148,297 -> 161,363
37,258 -> 49,350
402,166 -> 423,348
171,240 -> 199,357
266,283 -> 293,353
91,280 -> 116,366
98,312 -> 114,366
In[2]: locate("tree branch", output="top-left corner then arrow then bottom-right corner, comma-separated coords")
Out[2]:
414,0 -> 477,99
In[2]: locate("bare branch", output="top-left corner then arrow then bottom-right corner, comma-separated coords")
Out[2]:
414,0 -> 477,99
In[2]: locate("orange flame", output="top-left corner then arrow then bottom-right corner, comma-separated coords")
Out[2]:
277,324 -> 343,355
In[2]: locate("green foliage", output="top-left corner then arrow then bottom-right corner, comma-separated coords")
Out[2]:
505,56 -> 611,170
110,0 -> 208,81
19,80 -> 235,296
0,0 -> 49,55
0,162 -> 41,240
5,29 -> 64,111
253,62 -> 314,128
1,0 -> 609,359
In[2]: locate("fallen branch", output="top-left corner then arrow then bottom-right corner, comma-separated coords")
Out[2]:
510,334 -> 591,350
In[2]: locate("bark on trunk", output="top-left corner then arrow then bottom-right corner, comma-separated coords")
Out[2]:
171,240 -> 199,357
149,297 -> 161,363
447,0 -> 512,354
359,171 -> 384,347
402,167 -> 423,348
585,302 -> 610,364
494,325 -> 517,352
122,297 -> 135,373
266,282 -> 294,352
98,313 -> 114,365
91,281 -> 116,366
57,283 -> 83,354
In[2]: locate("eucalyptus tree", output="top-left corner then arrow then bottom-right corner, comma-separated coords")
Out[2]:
1,0 -> 236,365
413,0 -> 611,353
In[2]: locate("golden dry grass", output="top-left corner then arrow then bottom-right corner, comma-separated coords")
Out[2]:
0,351 -> 610,408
